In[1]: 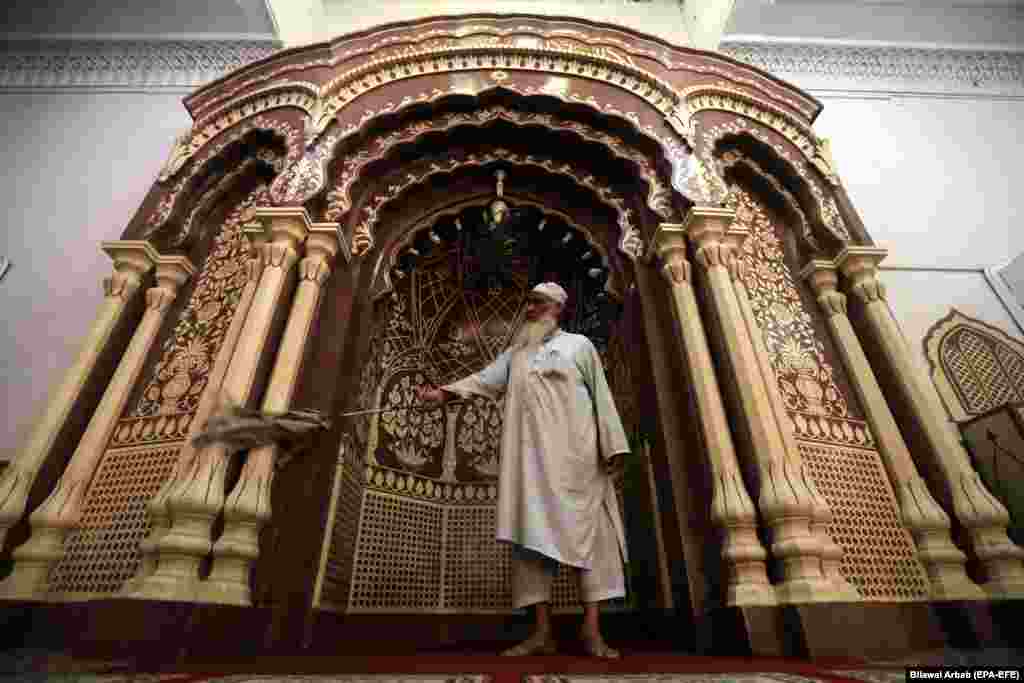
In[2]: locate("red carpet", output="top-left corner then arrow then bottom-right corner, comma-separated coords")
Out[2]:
46,653 -> 906,683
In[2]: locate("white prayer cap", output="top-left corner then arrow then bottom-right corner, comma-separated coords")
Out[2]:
531,282 -> 567,306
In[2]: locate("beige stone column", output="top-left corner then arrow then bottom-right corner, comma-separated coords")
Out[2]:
132,208 -> 310,602
199,223 -> 341,605
838,247 -> 1024,598
653,224 -> 774,607
725,232 -> 858,602
686,206 -> 834,603
0,241 -> 156,551
0,254 -> 195,599
123,227 -> 269,595
801,259 -> 984,601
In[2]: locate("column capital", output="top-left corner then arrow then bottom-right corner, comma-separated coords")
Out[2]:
836,246 -> 888,281
101,240 -> 159,279
310,222 -> 349,265
153,255 -> 196,292
799,259 -> 841,296
651,222 -> 686,258
252,207 -> 312,251
243,222 -> 269,255
682,205 -> 736,249
307,224 -> 344,266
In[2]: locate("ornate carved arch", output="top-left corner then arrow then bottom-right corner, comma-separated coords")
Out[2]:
278,104 -> 675,222
699,116 -> 850,253
343,149 -> 644,264
148,114 -> 301,240
924,309 -> 1024,422
372,195 -> 625,302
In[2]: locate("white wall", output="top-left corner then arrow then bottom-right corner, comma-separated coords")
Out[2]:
0,92 -> 191,459
320,0 -> 690,47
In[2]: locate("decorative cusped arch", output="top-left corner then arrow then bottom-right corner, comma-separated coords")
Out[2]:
924,309 -> 1024,422
132,14 -> 853,261
372,195 -> 627,302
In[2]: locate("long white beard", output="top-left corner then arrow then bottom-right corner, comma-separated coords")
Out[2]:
511,316 -> 558,350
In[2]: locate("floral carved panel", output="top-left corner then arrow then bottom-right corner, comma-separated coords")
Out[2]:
730,188 -> 873,448
110,186 -> 270,449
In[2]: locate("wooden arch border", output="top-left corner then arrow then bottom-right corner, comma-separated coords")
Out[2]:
141,15 -> 847,256
370,194 -> 626,302
342,149 -> 644,265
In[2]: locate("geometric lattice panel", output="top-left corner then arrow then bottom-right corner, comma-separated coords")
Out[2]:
799,442 -> 930,601
443,506 -> 514,611
48,444 -> 181,596
348,491 -> 444,612
320,465 -> 364,610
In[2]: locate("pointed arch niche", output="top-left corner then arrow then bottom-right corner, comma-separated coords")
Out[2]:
924,309 -> 1024,423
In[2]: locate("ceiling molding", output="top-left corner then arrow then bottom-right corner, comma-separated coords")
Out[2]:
0,34 -> 1020,97
0,38 -> 279,90
720,38 -> 1024,96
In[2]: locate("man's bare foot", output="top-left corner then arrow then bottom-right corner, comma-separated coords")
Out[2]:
501,631 -> 557,656
580,630 -> 620,659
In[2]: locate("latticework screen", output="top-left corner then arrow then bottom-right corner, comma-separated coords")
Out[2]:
319,461 -> 365,610
799,442 -> 930,601
348,491 -> 445,611
48,444 -> 181,596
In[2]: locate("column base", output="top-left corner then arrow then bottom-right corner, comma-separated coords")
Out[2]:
727,582 -> 777,607
194,579 -> 251,606
928,575 -> 987,602
775,577 -> 844,604
0,526 -> 68,600
0,562 -> 53,601
124,571 -> 200,602
981,578 -> 1024,601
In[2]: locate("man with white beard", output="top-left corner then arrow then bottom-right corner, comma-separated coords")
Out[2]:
417,282 -> 629,658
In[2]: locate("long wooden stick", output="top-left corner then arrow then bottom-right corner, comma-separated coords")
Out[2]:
337,402 -> 465,418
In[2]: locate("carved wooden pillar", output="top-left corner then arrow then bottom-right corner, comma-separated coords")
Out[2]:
132,207 -> 309,602
801,259 -> 984,601
0,254 -> 195,598
199,223 -> 341,605
123,227 -> 268,595
725,230 -> 857,602
0,241 -> 156,551
652,224 -> 774,607
838,246 -> 1024,599
686,205 -> 834,603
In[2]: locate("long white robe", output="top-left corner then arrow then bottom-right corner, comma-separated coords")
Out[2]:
442,330 -> 630,569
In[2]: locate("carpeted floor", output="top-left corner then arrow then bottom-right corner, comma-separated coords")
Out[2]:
5,648 -> 1022,683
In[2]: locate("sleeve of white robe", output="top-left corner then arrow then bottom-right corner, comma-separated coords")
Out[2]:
576,338 -> 630,462
440,348 -> 512,401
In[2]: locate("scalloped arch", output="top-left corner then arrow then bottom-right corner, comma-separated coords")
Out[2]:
372,195 -> 624,302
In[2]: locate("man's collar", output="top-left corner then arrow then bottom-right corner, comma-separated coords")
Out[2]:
542,327 -> 562,344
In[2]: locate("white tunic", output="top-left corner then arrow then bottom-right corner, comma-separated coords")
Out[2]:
442,330 -> 630,569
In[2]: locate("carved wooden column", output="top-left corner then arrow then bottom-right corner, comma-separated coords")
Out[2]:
0,254 -> 195,598
801,259 -> 984,601
686,205 -> 834,603
123,227 -> 268,595
199,223 -> 341,605
652,223 -> 774,607
838,247 -> 1024,598
132,207 -> 309,601
0,241 -> 156,550
724,230 -> 858,602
